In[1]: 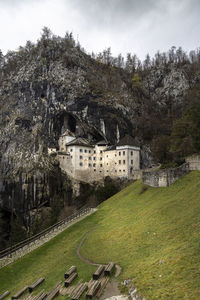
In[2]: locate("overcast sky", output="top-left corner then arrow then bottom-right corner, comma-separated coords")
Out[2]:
0,0 -> 199,60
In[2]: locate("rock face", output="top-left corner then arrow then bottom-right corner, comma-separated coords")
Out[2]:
0,33 -> 194,237
0,35 -> 138,228
142,65 -> 190,106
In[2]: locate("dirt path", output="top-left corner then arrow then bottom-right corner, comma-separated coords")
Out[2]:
99,280 -> 121,299
76,227 -> 122,276
76,226 -> 100,266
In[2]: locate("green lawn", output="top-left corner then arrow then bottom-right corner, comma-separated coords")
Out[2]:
0,172 -> 200,299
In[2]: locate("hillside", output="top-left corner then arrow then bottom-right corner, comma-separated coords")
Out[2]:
0,171 -> 200,299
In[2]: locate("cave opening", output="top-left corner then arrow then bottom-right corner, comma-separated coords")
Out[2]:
66,114 -> 76,133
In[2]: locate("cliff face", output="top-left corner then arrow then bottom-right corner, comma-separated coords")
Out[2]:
0,34 -> 196,223
0,38 -> 137,220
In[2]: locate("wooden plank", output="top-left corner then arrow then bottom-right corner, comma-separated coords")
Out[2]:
92,265 -> 104,280
32,290 -> 45,300
0,291 -> 10,300
96,277 -> 109,298
104,262 -> 115,276
12,286 -> 28,299
71,283 -> 88,300
37,292 -> 47,300
28,278 -> 45,293
69,280 -> 83,297
70,282 -> 83,299
87,279 -> 94,289
22,294 -> 33,300
64,266 -> 77,279
36,292 -> 47,300
86,281 -> 101,298
59,286 -> 69,296
64,272 -> 77,288
45,282 -> 62,300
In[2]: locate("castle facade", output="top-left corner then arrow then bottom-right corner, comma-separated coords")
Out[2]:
51,131 -> 140,183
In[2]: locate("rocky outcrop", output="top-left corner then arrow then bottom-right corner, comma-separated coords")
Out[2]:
0,33 -> 195,239
143,66 -> 189,106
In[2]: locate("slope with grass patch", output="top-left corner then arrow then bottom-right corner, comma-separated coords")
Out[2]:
0,172 -> 200,299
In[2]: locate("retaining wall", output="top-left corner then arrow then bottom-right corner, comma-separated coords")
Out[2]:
142,163 -> 190,187
0,207 -> 97,269
186,154 -> 200,171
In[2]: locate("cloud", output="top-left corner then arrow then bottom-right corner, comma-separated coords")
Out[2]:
0,0 -> 199,60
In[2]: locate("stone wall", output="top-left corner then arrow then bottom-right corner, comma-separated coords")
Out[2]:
186,154 -> 200,171
142,163 -> 189,187
0,208 -> 96,269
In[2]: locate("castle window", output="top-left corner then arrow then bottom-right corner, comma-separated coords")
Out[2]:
89,150 -> 91,153
131,160 -> 133,164
94,150 -> 96,154
100,150 -> 103,154
88,163 -> 91,167
100,164 -> 103,167
107,155 -> 108,158
107,163 -> 108,165
119,169 -> 121,172
123,151 -> 125,156
80,156 -> 83,159
119,160 -> 121,164
84,149 -> 87,153
107,170 -> 109,172
70,149 -> 73,152
93,157 -> 96,160
80,162 -> 83,166
123,170 -> 125,172
100,157 -> 102,161
63,156 -> 64,159
93,163 -> 96,167
71,156 -> 73,159
80,149 -> 83,152
89,157 -> 92,160
123,160 -> 126,164
94,169 -> 96,172
119,151 -> 121,156
131,151 -> 133,156
115,170 -> 117,172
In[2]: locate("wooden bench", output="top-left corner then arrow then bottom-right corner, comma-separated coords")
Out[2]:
0,291 -> 10,300
45,282 -> 62,300
64,272 -> 78,287
28,290 -> 47,300
92,265 -> 104,280
64,266 -> 77,279
12,286 -> 28,299
86,281 -> 101,299
104,262 -> 115,276
71,283 -> 88,300
35,291 -> 47,300
28,278 -> 45,293
22,294 -> 32,300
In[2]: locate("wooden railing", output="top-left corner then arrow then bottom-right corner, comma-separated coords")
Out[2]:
0,207 -> 93,259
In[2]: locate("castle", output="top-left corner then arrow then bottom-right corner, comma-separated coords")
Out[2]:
49,131 -> 141,183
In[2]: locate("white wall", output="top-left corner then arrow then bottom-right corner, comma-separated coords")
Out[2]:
57,137 -> 140,183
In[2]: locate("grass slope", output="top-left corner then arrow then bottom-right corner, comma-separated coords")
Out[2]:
0,172 -> 200,299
